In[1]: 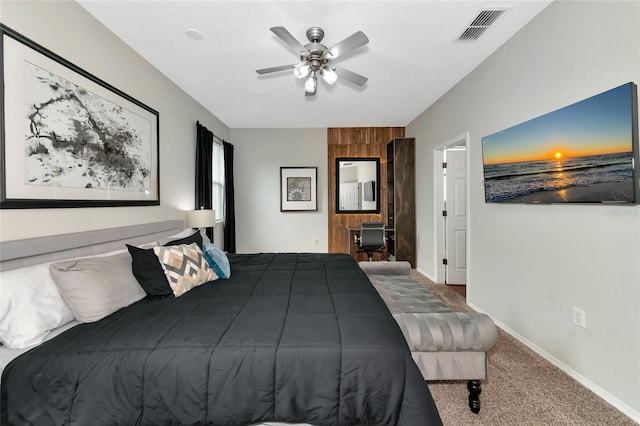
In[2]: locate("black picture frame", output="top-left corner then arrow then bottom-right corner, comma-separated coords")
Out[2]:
280,166 -> 318,211
336,157 -> 380,214
0,24 -> 160,209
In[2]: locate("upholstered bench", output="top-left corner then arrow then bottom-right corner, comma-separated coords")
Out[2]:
359,261 -> 497,414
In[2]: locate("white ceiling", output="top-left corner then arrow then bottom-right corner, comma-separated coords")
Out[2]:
78,0 -> 552,129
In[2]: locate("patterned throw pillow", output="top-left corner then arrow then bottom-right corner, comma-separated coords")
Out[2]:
127,231 -> 204,297
153,243 -> 217,297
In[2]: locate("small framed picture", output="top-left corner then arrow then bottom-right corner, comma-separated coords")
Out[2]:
280,167 -> 317,211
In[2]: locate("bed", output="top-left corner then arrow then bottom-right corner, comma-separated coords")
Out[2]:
0,221 -> 442,426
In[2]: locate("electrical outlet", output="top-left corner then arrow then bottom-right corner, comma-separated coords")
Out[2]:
313,238 -> 319,246
572,307 -> 586,328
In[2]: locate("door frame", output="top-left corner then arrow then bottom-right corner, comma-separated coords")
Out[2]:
432,132 -> 470,284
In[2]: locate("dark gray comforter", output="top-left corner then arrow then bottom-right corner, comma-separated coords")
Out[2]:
2,253 -> 442,425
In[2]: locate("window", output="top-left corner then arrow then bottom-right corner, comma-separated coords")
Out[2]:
212,141 -> 225,222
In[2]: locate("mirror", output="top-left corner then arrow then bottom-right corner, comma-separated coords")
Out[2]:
336,157 -> 380,213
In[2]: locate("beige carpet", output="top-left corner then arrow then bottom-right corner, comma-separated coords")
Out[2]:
410,271 -> 638,426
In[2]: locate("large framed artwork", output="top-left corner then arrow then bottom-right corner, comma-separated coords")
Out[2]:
0,25 -> 160,208
280,167 -> 318,211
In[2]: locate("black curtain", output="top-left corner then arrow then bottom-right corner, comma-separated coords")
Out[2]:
195,121 -> 214,242
223,141 -> 236,253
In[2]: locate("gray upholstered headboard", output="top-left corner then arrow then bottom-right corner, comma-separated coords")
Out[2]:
0,220 -> 184,272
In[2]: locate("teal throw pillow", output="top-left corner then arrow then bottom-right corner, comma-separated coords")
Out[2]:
203,243 -> 231,279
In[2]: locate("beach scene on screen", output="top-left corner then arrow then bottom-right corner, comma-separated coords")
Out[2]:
482,83 -> 636,203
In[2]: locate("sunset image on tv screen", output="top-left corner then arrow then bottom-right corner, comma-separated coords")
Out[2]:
481,82 -> 637,203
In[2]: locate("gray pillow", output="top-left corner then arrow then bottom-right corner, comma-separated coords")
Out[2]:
50,252 -> 146,323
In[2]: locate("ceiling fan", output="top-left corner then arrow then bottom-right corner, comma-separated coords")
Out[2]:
256,26 -> 369,96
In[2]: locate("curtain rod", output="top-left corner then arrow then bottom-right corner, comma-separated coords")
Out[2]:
197,120 -> 225,144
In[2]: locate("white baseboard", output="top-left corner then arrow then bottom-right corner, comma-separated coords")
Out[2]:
415,267 -> 437,283
467,302 -> 640,424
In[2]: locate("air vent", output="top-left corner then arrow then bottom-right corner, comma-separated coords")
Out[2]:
458,9 -> 506,41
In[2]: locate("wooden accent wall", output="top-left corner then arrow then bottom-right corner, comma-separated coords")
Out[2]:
328,127 -> 405,256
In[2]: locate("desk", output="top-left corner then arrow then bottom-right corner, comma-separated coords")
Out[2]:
345,226 -> 395,262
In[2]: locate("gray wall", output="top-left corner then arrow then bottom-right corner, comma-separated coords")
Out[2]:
0,0 -> 229,242
407,0 -> 639,419
2,0 -> 638,420
230,128 -> 328,253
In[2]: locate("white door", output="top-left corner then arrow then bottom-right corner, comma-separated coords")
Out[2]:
339,183 -> 361,210
445,148 -> 467,284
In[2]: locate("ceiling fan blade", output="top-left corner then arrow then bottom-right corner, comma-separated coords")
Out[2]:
334,66 -> 368,86
270,26 -> 306,53
326,31 -> 369,59
256,64 -> 296,75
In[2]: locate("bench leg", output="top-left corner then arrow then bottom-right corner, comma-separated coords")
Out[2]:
467,380 -> 482,413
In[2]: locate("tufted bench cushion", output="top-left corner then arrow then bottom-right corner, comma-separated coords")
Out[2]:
359,261 -> 497,381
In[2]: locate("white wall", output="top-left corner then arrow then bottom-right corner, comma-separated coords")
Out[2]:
230,128 -> 328,253
0,1 -> 228,242
407,0 -> 639,420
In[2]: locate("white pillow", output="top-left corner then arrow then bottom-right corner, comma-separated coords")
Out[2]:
0,262 -> 75,349
0,247 -> 143,349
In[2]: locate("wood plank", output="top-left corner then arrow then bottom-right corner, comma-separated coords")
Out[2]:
392,138 -> 416,267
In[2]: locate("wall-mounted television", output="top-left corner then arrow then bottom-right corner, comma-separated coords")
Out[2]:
363,180 -> 375,202
481,82 -> 638,204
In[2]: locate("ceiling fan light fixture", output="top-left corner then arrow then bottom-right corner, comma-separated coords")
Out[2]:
304,72 -> 317,96
256,26 -> 369,96
320,66 -> 338,85
293,62 -> 311,79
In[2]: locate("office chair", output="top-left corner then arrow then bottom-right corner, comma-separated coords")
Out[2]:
355,222 -> 386,261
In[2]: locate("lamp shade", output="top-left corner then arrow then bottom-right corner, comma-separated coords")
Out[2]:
188,209 -> 216,228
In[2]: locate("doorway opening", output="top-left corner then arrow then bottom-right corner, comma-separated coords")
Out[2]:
433,134 -> 469,289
